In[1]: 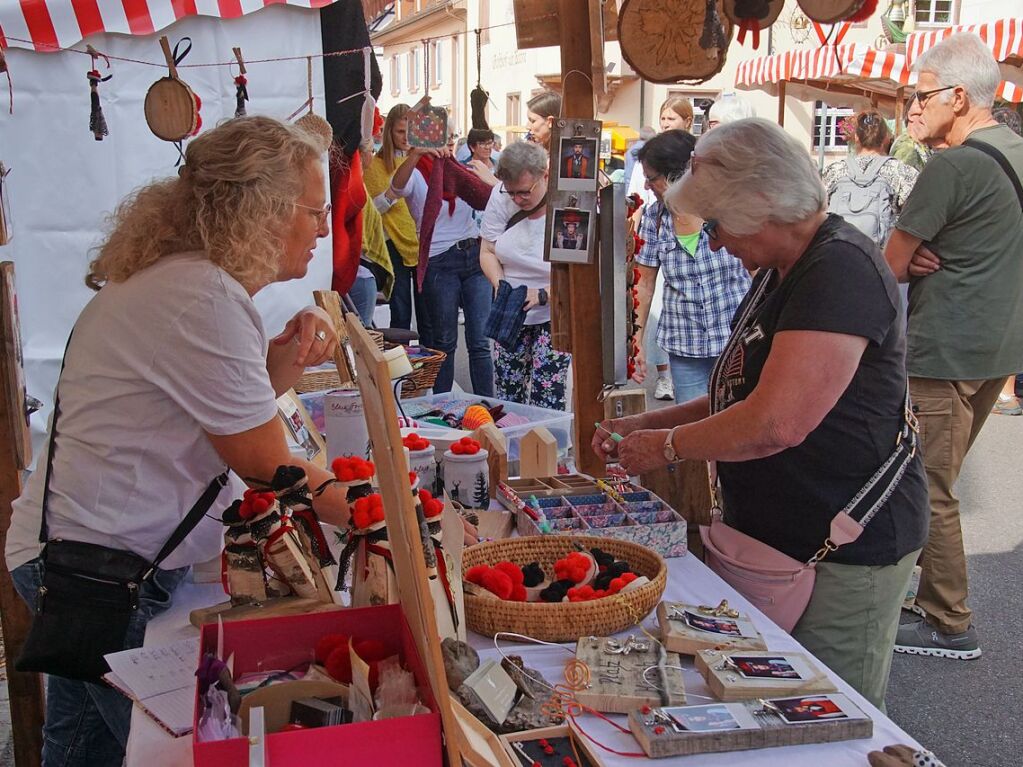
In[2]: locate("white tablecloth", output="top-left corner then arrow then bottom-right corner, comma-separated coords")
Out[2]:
125,555 -> 921,767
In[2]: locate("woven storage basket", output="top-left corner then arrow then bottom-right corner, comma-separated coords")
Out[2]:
462,535 -> 667,642
292,330 -> 386,394
392,344 -> 446,399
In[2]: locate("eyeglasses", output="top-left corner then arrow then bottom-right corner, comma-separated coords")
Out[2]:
473,140 -> 495,149
500,177 -> 542,200
644,172 -> 665,185
702,219 -> 719,239
294,201 -> 331,226
908,85 -> 957,108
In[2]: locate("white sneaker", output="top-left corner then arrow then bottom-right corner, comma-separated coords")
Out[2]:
654,376 -> 674,401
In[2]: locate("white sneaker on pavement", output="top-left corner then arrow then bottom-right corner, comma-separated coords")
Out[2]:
654,376 -> 674,401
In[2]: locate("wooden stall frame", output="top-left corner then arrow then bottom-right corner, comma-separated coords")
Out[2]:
0,261 -> 44,767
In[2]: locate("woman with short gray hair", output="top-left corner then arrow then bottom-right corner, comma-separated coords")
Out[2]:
479,141 -> 571,409
594,118 -> 928,709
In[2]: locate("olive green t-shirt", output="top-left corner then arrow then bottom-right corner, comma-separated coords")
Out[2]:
896,124 -> 1023,380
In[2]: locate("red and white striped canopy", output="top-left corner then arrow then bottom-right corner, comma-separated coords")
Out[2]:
905,18 -> 1023,103
0,0 -> 337,52
736,43 -> 912,90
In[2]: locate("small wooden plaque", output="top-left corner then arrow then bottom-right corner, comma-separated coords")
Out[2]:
657,601 -> 767,657
694,648 -> 836,702
519,427 -> 559,479
628,693 -> 872,758
573,636 -> 686,714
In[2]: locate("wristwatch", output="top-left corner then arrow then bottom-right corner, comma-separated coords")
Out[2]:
663,427 -> 681,463
538,288 -> 549,306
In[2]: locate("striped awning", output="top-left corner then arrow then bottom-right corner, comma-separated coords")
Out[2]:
0,0 -> 338,52
905,18 -> 1023,103
736,44 -> 912,90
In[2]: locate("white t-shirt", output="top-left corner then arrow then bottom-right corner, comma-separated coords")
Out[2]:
482,185 -> 551,326
5,253 -> 278,572
399,169 -> 479,258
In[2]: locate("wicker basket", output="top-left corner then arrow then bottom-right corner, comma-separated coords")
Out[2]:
462,535 -> 667,642
393,344 -> 446,399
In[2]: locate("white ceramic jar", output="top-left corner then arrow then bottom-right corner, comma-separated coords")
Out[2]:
441,447 -> 489,509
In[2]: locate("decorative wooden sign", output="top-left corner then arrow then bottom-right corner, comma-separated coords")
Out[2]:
519,427 -> 559,479
573,635 -> 686,714
144,36 -> 199,142
628,693 -> 872,758
657,601 -> 767,656
694,648 -> 836,702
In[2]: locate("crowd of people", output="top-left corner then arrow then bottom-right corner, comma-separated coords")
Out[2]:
4,27 -> 1020,767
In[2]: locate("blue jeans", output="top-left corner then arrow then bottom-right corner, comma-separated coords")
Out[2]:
11,559 -> 188,767
387,241 -> 434,349
421,241 -> 495,396
347,271 -> 378,327
669,353 -> 717,405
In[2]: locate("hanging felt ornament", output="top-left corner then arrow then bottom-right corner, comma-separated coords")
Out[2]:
85,46 -> 112,141
407,40 -> 448,149
723,0 -> 785,49
291,56 -> 334,150
469,29 -> 489,130
232,47 -> 248,118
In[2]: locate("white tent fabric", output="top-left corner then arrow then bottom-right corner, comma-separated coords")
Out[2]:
1,5 -> 333,459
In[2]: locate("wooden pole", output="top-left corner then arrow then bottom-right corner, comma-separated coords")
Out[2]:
556,0 -> 605,477
777,80 -> 786,127
0,263 -> 44,767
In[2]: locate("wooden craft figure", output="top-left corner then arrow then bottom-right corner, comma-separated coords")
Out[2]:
415,480 -> 459,640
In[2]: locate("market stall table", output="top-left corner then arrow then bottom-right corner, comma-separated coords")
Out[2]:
124,552 -> 922,766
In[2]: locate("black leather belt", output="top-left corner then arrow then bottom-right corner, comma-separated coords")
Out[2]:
454,237 -> 479,250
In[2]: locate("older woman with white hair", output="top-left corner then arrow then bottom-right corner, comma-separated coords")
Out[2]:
703,94 -> 756,132
594,118 -> 929,709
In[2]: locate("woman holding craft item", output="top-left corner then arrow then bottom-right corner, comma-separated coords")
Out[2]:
365,103 -> 434,347
632,129 -> 751,405
593,119 -> 929,710
4,116 -> 355,767
480,140 -> 571,410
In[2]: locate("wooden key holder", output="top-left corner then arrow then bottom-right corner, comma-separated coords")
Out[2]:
144,36 -> 199,142
694,648 -> 836,701
656,600 -> 768,656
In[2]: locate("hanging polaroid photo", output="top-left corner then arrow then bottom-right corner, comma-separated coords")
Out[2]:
277,391 -> 325,464
548,207 -> 593,264
682,610 -> 743,637
556,135 -> 599,193
730,655 -> 803,681
771,694 -> 866,725
662,703 -> 759,733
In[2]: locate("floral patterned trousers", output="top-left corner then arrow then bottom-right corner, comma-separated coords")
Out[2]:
493,322 -> 572,410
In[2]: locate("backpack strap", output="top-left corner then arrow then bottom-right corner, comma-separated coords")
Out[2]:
964,138 -> 1023,211
845,154 -> 892,186
503,192 -> 548,232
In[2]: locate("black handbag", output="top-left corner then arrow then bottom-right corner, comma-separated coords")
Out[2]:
15,347 -> 228,683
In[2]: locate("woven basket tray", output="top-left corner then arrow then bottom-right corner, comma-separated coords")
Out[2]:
462,535 -> 667,642
391,344 -> 446,399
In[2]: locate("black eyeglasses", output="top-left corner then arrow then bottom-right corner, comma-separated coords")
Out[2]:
702,219 -> 719,239
908,85 -> 957,107
500,177 -> 541,200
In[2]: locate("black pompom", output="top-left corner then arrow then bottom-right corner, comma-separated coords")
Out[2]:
539,579 -> 575,603
590,548 -> 615,568
272,465 -> 307,491
522,562 -> 545,587
222,500 -> 244,525
593,561 -> 630,591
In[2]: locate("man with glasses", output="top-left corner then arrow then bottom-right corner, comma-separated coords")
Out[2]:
884,33 -> 1023,661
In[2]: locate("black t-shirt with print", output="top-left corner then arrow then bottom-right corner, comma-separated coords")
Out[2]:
715,215 -> 929,566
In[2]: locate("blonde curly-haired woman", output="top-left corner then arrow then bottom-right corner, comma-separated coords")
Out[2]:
5,116 -> 353,767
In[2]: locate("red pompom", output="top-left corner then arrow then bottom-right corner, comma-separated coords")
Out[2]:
353,638 -> 391,663
332,456 -> 376,482
465,565 -> 490,585
451,442 -> 465,455
494,561 -> 525,585
315,633 -> 349,664
325,644 -> 352,684
621,572 -> 638,584
609,577 -> 626,594
480,569 -> 514,600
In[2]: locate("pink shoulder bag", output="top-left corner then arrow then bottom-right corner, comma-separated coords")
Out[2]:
699,271 -> 918,633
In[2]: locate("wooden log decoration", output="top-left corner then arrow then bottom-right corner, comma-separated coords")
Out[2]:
628,693 -> 872,758
144,36 -> 200,143
656,600 -> 768,656
472,422 -> 507,499
573,635 -> 686,715
694,648 -> 836,702
519,427 -> 559,479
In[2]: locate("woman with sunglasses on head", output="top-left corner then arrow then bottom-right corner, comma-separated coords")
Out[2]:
631,129 -> 751,405
594,118 -> 928,710
5,116 -> 354,767
479,141 -> 571,409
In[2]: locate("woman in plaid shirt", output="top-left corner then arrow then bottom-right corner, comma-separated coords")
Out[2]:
633,130 -> 752,404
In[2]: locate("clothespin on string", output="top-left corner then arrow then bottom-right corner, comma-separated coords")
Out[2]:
232,46 -> 248,117
86,45 -> 112,140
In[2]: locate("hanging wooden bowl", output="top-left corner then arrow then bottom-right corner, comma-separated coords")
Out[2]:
618,0 -> 734,84
797,0 -> 865,23
144,36 -> 199,142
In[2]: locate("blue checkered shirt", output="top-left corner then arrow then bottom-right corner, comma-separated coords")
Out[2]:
635,201 -> 752,358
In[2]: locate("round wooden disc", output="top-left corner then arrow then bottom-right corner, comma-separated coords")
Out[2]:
797,0 -> 865,24
723,0 -> 786,30
618,0 -> 734,84
144,77 -> 198,142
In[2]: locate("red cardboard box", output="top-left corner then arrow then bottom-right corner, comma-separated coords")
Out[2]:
193,604 -> 442,767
